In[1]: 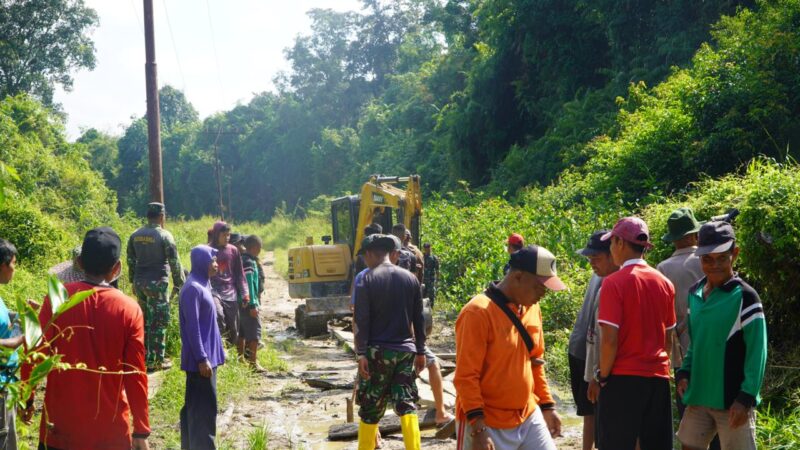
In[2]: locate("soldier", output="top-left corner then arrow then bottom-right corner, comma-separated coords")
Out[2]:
391,224 -> 421,280
422,243 -> 440,308
127,202 -> 185,372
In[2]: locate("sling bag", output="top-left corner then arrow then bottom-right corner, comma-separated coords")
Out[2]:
485,288 -> 535,354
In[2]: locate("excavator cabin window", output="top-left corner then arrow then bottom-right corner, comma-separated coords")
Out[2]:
331,196 -> 358,248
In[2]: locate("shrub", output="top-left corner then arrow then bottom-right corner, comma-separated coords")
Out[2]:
0,199 -> 67,269
642,158 -> 800,398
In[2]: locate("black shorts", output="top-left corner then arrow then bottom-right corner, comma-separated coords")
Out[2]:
568,354 -> 594,416
238,308 -> 262,342
598,375 -> 673,450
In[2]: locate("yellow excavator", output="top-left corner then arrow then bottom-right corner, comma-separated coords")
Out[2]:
288,175 -> 423,337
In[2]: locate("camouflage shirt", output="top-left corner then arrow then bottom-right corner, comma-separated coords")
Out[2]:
423,254 -> 439,283
127,223 -> 185,287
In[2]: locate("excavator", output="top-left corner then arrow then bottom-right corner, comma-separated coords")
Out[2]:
288,175 -> 423,337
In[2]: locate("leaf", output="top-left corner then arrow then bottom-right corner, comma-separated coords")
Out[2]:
23,312 -> 42,350
47,276 -> 69,317
55,288 -> 94,317
27,356 -> 57,389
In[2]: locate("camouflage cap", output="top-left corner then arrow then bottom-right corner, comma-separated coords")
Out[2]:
147,202 -> 165,215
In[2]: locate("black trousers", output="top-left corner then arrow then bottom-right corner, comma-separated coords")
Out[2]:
180,368 -> 218,450
598,375 -> 673,450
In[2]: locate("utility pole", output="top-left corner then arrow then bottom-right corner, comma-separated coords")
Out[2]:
143,0 -> 164,204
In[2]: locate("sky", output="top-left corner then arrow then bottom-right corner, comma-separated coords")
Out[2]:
54,0 -> 363,139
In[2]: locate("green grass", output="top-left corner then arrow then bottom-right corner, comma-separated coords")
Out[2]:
258,343 -> 289,373
148,345 -> 282,448
757,397 -> 800,449
246,423 -> 270,450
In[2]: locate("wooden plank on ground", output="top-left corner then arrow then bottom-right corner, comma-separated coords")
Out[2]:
436,353 -> 456,361
418,371 -> 457,398
330,327 -> 355,354
435,419 -> 456,439
328,408 -> 437,441
303,377 -> 354,390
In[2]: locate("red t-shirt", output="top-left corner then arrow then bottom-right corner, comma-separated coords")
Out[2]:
598,261 -> 676,378
23,282 -> 150,448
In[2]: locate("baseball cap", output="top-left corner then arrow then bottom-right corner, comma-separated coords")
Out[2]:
81,227 -> 122,275
601,217 -> 653,250
361,234 -> 396,252
507,233 -> 524,247
147,202 -> 165,215
695,221 -> 735,256
229,233 -> 243,245
508,245 -> 567,291
576,230 -> 611,256
662,207 -> 702,243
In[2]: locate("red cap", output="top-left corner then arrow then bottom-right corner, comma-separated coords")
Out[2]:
601,217 -> 653,249
507,233 -> 524,247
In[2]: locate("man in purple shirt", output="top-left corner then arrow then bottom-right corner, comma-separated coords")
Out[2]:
209,221 -> 249,350
180,245 -> 225,450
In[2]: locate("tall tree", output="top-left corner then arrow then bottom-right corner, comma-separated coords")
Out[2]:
0,0 -> 98,104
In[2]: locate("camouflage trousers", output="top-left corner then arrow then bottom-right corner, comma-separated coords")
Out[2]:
357,347 -> 419,424
135,280 -> 170,368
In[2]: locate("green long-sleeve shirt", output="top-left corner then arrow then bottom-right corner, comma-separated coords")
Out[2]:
677,275 -> 767,409
241,253 -> 261,308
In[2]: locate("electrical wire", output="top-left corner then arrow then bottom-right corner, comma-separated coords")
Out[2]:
160,0 -> 188,94
129,0 -> 142,30
204,0 -> 226,99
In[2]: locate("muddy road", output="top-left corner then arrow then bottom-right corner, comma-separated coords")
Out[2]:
214,253 -> 582,449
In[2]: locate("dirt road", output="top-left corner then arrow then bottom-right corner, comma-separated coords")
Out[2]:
215,253 -> 582,449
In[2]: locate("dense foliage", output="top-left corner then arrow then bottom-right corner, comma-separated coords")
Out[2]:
0,95 -> 120,267
81,0 -> 768,220
0,0 -> 98,104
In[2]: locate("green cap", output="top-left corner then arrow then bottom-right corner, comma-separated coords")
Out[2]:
147,202 -> 165,215
662,207 -> 702,243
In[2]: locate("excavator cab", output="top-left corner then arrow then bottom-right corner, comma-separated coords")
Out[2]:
288,175 -> 423,337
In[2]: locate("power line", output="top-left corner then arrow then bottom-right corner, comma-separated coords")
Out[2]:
204,0 -> 226,99
129,0 -> 142,30
160,0 -> 187,93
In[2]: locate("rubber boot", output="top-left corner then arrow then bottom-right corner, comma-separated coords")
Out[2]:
358,421 -> 379,450
400,414 -> 421,450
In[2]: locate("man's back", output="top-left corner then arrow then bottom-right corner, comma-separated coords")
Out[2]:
599,262 -> 676,378
38,282 -> 149,448
129,224 -> 171,282
354,262 -> 424,354
657,248 -> 703,365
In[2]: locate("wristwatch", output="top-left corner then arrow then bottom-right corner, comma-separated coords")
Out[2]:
594,369 -> 609,384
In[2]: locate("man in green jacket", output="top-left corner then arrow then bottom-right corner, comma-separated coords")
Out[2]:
676,221 -> 767,450
127,202 -> 185,371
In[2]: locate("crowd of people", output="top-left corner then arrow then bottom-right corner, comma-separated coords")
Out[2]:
0,203 -> 269,449
351,207 -> 767,450
563,209 -> 767,450
0,201 -> 768,450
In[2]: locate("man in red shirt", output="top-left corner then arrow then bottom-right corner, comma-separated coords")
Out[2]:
22,227 -> 150,450
596,217 -> 676,450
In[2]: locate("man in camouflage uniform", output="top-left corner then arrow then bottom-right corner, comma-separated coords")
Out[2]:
354,234 -> 426,450
127,202 -> 185,371
422,242 -> 440,308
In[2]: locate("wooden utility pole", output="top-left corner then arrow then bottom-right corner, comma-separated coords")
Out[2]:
143,0 -> 164,204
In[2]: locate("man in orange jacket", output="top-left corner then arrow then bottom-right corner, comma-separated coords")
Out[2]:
454,245 -> 565,450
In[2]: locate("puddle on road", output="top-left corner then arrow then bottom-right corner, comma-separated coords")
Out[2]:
295,418 -> 352,450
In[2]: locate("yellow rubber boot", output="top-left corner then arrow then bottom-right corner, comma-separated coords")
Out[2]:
358,421 -> 379,450
400,414 -> 421,450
